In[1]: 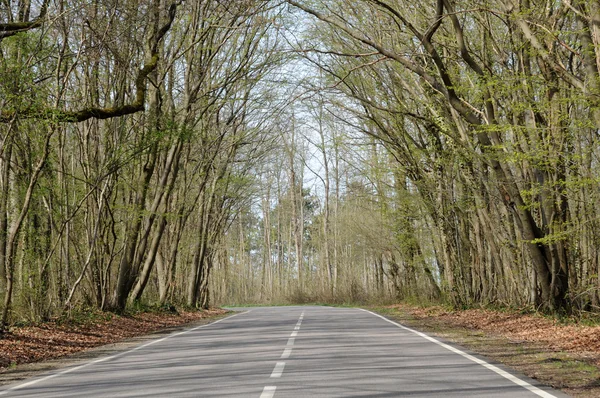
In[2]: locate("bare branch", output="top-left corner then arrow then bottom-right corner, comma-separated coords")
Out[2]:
0,1 -> 181,123
0,0 -> 49,40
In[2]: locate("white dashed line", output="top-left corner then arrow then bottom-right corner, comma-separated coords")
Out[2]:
271,362 -> 286,378
260,386 -> 276,398
260,311 -> 305,397
281,347 -> 292,359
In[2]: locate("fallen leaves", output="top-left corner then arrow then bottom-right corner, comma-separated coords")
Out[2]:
0,308 -> 227,370
378,304 -> 600,397
386,304 -> 600,359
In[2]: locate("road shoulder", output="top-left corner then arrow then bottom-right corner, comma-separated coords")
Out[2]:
0,309 -> 232,387
367,304 -> 600,398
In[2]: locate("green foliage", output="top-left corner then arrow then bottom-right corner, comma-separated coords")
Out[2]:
127,301 -> 179,316
56,307 -> 114,327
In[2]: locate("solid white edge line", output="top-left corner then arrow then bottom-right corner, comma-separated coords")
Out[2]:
290,331 -> 298,337
270,362 -> 286,378
359,309 -> 557,398
260,386 -> 277,398
287,337 -> 295,346
0,312 -> 246,396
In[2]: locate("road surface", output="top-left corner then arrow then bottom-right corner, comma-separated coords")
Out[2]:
0,306 -> 567,397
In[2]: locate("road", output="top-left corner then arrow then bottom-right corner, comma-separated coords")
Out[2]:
0,306 -> 566,397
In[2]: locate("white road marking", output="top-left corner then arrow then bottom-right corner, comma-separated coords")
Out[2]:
261,312 -> 305,397
281,347 -> 292,359
271,362 -> 286,378
360,309 -> 557,398
0,312 -> 245,396
260,386 -> 276,398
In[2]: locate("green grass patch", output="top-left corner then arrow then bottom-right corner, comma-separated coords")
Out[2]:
56,307 -> 114,326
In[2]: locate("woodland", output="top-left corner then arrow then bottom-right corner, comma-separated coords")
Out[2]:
1,0 -> 600,331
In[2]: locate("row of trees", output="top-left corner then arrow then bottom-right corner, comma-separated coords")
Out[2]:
4,0 -> 600,327
215,0 -> 600,314
210,104 -> 440,306
273,0 -> 600,313
0,0 -> 284,329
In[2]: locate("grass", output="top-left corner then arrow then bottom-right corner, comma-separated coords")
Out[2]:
55,307 -> 114,327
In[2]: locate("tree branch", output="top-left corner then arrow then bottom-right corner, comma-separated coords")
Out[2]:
286,1 -> 450,101
424,0 -> 444,41
502,0 -> 585,91
0,0 -> 49,40
0,1 -> 180,123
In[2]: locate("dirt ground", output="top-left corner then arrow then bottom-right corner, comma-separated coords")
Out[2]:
371,304 -> 600,397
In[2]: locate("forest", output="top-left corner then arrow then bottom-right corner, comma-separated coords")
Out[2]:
1,0 -> 600,331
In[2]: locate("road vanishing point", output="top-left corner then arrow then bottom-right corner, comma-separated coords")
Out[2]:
0,306 -> 567,397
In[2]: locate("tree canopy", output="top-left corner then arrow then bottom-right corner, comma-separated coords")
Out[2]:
2,0 -> 600,328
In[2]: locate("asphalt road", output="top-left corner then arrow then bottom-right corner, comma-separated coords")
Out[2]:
0,306 -> 567,397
